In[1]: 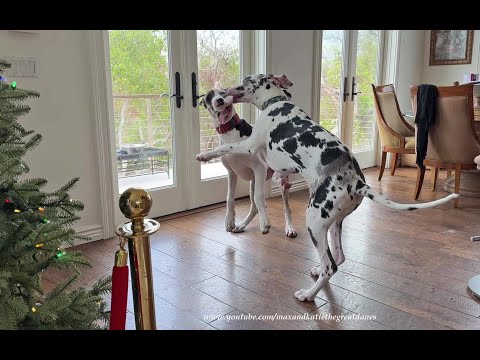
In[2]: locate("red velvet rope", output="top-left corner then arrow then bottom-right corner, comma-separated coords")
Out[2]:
109,265 -> 129,330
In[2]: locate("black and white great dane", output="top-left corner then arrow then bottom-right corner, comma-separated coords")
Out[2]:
201,88 -> 296,237
196,73 -> 459,302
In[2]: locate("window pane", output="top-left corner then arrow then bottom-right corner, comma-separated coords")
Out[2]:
109,30 -> 174,192
197,30 -> 240,180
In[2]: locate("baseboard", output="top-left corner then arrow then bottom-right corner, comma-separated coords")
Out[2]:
65,224 -> 104,248
270,179 -> 308,198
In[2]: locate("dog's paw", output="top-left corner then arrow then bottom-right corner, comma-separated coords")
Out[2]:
259,216 -> 271,234
260,223 -> 271,234
285,226 -> 297,238
309,266 -> 321,277
225,216 -> 236,232
195,154 -> 206,162
294,289 -> 315,302
232,224 -> 246,233
196,152 -> 213,162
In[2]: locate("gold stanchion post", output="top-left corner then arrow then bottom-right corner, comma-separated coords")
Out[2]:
115,188 -> 159,330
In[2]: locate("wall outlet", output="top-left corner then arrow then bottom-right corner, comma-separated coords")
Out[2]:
2,56 -> 38,78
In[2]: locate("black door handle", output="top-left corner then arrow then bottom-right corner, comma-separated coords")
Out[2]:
170,72 -> 183,108
191,72 -> 204,108
342,76 -> 350,102
351,76 -> 361,101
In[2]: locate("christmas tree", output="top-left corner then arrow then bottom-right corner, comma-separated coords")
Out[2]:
0,59 -> 111,329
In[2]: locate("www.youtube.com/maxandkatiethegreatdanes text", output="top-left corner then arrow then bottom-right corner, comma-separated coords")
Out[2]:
203,313 -> 377,323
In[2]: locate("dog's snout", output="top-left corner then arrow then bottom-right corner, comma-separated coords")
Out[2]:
216,98 -> 224,106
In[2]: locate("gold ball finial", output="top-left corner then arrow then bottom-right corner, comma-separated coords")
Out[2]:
119,188 -> 152,219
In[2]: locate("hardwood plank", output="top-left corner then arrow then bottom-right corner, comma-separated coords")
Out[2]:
193,276 -> 334,330
339,259 -> 480,317
219,245 -> 449,330
316,284 -> 447,330
328,271 -> 480,329
166,218 -> 319,273
150,267 -> 234,322
124,289 -> 215,330
151,246 -> 324,313
430,262 -> 479,283
151,223 -> 235,257
311,302 -> 391,330
340,242 -> 471,297
150,247 -> 216,285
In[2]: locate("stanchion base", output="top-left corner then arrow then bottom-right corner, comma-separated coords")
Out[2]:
468,275 -> 480,298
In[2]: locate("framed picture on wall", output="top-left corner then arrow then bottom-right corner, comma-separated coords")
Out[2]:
429,30 -> 474,65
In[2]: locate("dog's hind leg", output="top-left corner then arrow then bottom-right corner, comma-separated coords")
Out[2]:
253,164 -> 271,234
309,218 -> 345,278
280,183 -> 297,238
295,206 -> 337,302
328,219 -> 345,266
232,180 -> 258,233
225,169 -> 238,232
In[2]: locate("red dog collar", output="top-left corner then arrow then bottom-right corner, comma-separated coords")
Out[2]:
216,113 -> 242,134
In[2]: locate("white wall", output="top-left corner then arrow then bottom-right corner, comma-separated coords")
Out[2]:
268,30 -> 315,188
269,30 -> 315,118
396,30 -> 424,113
422,30 -> 480,86
0,30 -> 103,240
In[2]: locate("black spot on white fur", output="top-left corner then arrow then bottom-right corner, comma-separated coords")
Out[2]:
298,132 -> 323,148
321,147 -> 346,166
326,248 -> 337,273
308,228 -> 318,247
235,120 -> 252,138
310,176 -> 332,208
267,103 -> 295,117
324,200 -> 333,210
290,154 -> 305,169
282,138 -> 297,154
270,121 -> 299,144
321,208 -> 329,218
355,180 -> 365,191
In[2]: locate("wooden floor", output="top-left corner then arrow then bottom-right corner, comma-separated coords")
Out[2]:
43,167 -> 480,330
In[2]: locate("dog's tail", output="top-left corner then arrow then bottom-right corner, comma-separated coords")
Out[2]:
355,180 -> 459,210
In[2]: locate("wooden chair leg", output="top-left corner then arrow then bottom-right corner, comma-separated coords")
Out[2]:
446,169 -> 452,178
454,164 -> 461,208
378,151 -> 387,181
414,166 -> 426,200
390,153 -> 399,176
430,167 -> 439,191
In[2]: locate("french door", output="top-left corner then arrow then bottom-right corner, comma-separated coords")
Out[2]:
107,30 -> 251,219
319,30 -> 384,168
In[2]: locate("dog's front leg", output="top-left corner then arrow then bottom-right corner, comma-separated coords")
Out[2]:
196,137 -> 262,162
225,169 -> 238,232
253,165 -> 271,234
280,183 -> 297,238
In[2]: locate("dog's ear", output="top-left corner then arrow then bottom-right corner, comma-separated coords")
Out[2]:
266,74 -> 293,89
